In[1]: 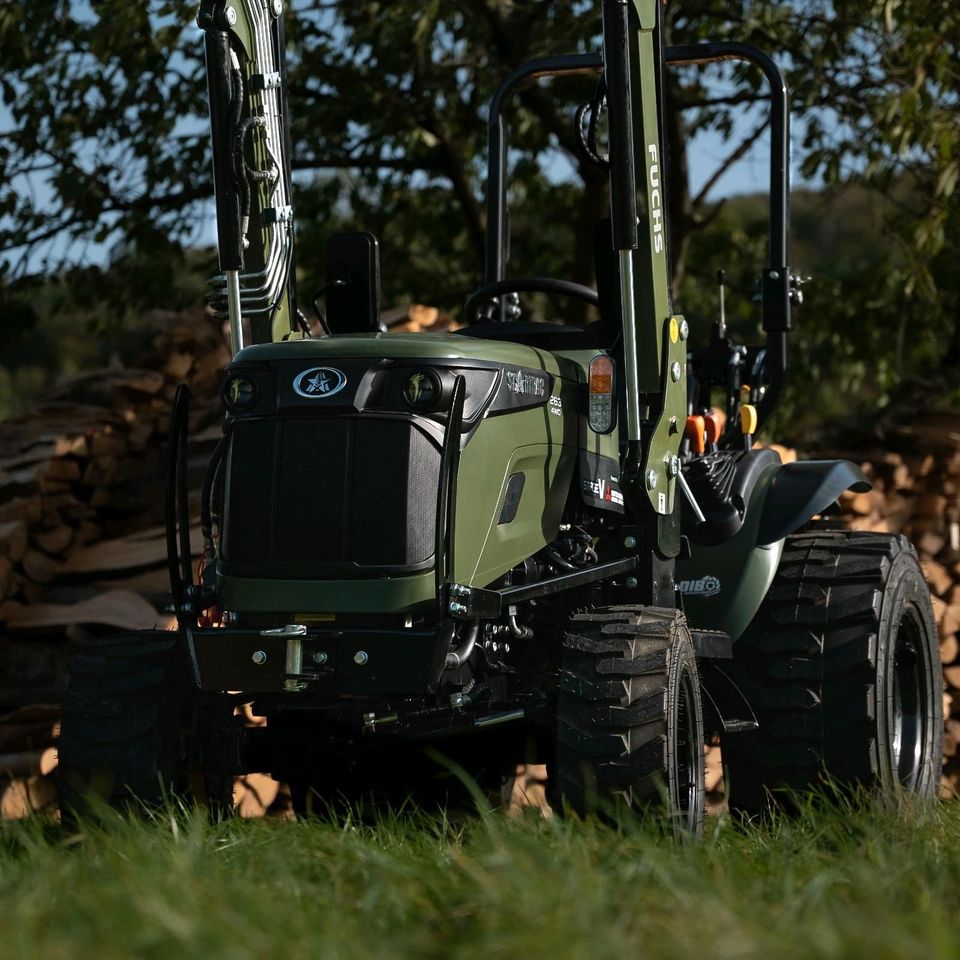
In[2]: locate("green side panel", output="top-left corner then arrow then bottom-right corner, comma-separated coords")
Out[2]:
218,570 -> 437,614
675,466 -> 784,641
454,378 -> 579,587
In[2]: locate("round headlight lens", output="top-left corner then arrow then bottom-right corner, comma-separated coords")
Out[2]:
402,370 -> 441,411
224,374 -> 258,411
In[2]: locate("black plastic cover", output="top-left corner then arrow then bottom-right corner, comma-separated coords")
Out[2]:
683,449 -> 781,546
757,459 -> 871,546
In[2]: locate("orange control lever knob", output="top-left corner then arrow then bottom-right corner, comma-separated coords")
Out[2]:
685,415 -> 706,454
703,413 -> 722,446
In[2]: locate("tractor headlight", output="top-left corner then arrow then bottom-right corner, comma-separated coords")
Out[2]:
223,374 -> 259,412
402,369 -> 443,412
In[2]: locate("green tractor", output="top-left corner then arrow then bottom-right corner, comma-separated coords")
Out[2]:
59,0 -> 942,827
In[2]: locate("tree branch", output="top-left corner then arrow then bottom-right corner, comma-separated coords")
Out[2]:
691,117 -> 769,210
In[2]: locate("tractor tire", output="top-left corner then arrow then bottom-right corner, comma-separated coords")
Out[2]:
58,631 -> 233,819
723,531 -> 943,817
553,606 -> 705,833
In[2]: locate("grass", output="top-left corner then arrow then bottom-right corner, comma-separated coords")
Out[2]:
1,794 -> 959,960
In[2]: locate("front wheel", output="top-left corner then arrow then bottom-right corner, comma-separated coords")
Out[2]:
58,631 -> 234,820
552,606 -> 705,834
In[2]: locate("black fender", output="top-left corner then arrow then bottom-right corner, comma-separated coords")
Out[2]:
757,459 -> 871,546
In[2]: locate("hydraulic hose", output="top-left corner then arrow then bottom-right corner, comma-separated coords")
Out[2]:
445,622 -> 480,670
165,385 -> 194,620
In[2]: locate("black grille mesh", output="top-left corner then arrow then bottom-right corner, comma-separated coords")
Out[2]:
222,417 -> 439,575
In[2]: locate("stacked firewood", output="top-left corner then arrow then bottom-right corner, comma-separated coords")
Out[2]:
0,309 -> 229,815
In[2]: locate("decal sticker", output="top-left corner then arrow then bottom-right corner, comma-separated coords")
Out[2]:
548,395 -> 563,417
292,366 -> 348,399
581,478 -> 625,507
678,576 -> 721,599
648,143 -> 664,255
505,370 -> 546,398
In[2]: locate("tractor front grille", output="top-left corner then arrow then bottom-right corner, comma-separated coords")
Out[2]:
220,416 -> 440,578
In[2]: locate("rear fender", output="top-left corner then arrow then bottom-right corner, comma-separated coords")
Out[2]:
757,459 -> 870,546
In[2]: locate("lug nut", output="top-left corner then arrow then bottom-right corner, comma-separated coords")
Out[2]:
354,650 -> 369,666
251,650 -> 267,665
665,455 -> 680,478
312,651 -> 328,665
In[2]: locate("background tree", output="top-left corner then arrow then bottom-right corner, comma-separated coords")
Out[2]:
0,1 -> 957,435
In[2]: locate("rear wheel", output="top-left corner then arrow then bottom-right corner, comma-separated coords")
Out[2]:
58,631 -> 233,819
553,606 -> 705,834
723,531 -> 942,816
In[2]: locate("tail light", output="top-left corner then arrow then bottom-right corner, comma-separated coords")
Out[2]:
588,355 -> 615,433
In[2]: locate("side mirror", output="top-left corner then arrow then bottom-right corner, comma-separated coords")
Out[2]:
323,231 -> 382,334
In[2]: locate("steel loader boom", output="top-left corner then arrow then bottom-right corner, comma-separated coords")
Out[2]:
198,0 -> 298,349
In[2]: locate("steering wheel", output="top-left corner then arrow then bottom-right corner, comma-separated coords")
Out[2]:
462,277 -> 599,324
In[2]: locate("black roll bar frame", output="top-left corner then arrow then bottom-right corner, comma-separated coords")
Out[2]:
482,41 -> 792,426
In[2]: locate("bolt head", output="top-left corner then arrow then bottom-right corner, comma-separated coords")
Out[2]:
251,650 -> 267,666
646,468 -> 658,490
679,318 -> 689,341
354,650 -> 369,666
624,536 -> 637,549
449,693 -> 465,708
448,601 -> 468,616
769,270 -> 780,280
224,5 -> 238,25
625,577 -> 638,589
666,454 -> 680,479
312,651 -> 328,665
271,0 -> 283,15
671,361 -> 682,383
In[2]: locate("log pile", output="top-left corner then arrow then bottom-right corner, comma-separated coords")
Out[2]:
0,308 -> 228,816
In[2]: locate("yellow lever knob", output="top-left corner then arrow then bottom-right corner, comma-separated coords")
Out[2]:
739,403 -> 758,436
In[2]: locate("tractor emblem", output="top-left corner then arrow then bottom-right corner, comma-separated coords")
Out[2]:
293,366 -> 347,399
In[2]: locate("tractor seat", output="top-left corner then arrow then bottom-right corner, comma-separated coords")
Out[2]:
682,448 -> 781,547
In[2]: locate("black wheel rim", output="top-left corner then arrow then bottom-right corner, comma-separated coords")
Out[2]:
891,609 -> 927,789
675,664 -> 703,829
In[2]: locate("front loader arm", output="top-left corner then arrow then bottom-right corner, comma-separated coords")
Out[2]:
602,0 -> 684,520
198,0 -> 298,351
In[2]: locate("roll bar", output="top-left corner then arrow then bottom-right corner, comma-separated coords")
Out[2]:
483,41 -> 793,425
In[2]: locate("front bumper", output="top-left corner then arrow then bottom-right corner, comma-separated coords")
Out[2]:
186,625 -> 442,696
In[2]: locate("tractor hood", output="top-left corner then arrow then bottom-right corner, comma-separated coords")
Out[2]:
233,332 -> 572,373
